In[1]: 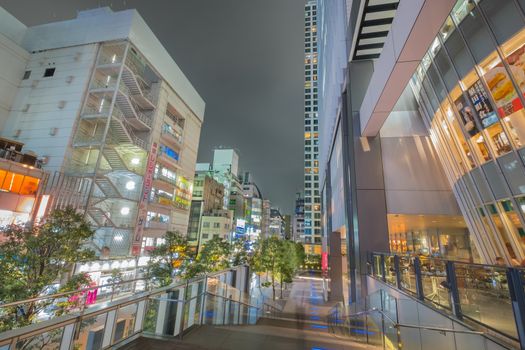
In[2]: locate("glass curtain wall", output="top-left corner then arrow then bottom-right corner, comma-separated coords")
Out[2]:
68,41 -> 159,257
410,0 -> 525,265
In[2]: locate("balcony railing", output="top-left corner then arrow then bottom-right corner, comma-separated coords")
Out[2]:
153,172 -> 177,186
161,128 -> 183,146
369,252 -> 525,347
144,219 -> 169,230
90,77 -> 117,91
97,52 -> 123,66
82,102 -> 111,116
0,266 -> 271,350
0,149 -> 42,169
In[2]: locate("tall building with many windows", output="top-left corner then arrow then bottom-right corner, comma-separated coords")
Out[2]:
293,192 -> 305,242
187,172 -> 224,251
303,0 -> 321,255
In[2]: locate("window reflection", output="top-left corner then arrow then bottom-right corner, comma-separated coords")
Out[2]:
487,204 -> 518,260
499,199 -> 525,253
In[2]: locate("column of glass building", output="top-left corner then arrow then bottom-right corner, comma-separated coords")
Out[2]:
410,0 -> 525,265
68,42 -> 159,256
304,0 -> 322,254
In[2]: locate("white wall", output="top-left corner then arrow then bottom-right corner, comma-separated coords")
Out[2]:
1,44 -> 97,172
213,149 -> 239,177
379,91 -> 461,216
0,32 -> 29,133
21,7 -> 205,122
0,7 -> 29,134
0,7 -> 26,45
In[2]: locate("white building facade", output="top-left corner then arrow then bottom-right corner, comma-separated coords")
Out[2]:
0,7 -> 204,257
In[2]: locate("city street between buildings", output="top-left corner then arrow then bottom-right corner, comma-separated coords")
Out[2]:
123,272 -> 368,350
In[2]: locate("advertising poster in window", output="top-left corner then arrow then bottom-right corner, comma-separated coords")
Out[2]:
454,94 -> 479,137
483,62 -> 523,117
466,80 -> 499,129
505,43 -> 525,95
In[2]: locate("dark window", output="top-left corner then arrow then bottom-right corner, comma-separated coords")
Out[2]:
23,71 -> 31,80
43,68 -> 55,77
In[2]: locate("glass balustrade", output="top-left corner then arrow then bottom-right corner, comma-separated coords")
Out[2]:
0,267 -> 269,350
419,257 -> 451,309
369,252 -> 525,342
399,256 -> 417,295
455,262 -> 517,338
385,255 -> 397,286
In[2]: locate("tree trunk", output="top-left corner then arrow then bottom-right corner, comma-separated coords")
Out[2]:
271,274 -> 275,301
280,275 -> 283,299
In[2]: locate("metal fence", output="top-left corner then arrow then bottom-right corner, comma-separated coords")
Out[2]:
369,252 -> 525,349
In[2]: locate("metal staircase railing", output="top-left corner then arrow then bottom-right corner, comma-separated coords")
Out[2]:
327,289 -> 505,350
369,251 -> 525,349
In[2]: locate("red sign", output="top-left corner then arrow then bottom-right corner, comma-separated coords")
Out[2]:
132,142 -> 158,256
321,252 -> 328,272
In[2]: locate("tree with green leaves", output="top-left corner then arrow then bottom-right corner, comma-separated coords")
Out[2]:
145,231 -> 192,287
251,236 -> 281,300
230,238 -> 249,266
0,207 -> 95,331
294,242 -> 307,268
249,238 -> 305,300
276,240 -> 299,299
196,236 -> 232,273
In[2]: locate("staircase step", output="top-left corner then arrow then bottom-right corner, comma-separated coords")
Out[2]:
104,149 -> 128,171
95,177 -> 121,197
120,336 -> 211,350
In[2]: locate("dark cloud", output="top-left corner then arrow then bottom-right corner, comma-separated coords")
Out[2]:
0,0 -> 305,213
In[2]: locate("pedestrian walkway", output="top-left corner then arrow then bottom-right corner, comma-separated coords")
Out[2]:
121,272 -> 370,349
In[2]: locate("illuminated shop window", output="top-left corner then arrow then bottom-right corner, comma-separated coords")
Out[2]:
410,0 -> 525,264
146,211 -> 169,223
0,170 -> 39,195
160,144 -> 179,161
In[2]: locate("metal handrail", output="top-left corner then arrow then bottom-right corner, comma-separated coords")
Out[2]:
204,292 -> 262,310
0,277 -> 148,310
0,278 -> 186,342
97,52 -> 123,66
370,251 -> 525,271
329,307 -> 485,336
369,251 -> 525,346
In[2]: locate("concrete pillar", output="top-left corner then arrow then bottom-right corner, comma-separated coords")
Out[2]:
329,231 -> 344,301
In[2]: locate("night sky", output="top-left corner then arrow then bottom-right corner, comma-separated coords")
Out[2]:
0,0 -> 305,214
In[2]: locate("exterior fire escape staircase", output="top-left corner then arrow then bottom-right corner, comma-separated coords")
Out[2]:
87,207 -> 115,227
115,85 -> 152,131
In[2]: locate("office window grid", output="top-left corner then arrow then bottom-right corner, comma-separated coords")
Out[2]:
304,1 -> 321,248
